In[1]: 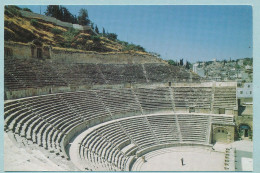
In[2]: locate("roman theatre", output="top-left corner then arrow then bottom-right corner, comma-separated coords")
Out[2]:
4,41 -> 251,171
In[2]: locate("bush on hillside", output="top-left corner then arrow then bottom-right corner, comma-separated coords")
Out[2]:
64,28 -> 80,37
62,28 -> 80,47
30,19 -> 39,27
51,28 -> 63,35
122,44 -> 146,52
106,33 -> 117,41
5,5 -> 22,17
117,40 -> 129,46
22,8 -> 32,12
91,35 -> 101,42
168,60 -> 177,66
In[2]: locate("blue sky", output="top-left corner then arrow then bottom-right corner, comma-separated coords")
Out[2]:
18,5 -> 252,63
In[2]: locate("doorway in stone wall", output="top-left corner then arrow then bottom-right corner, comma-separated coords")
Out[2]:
239,124 -> 251,140
37,48 -> 42,59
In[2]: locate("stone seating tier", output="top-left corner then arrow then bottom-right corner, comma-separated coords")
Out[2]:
213,87 -> 236,109
134,88 -> 173,111
173,87 -> 212,108
4,57 -> 199,91
4,87 -> 235,170
76,113 -> 231,171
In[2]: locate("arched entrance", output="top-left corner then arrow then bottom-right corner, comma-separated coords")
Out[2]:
239,124 -> 251,139
213,127 -> 228,143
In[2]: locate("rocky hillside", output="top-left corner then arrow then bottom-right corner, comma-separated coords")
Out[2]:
4,6 -> 149,54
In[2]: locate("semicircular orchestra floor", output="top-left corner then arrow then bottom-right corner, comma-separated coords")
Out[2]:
132,146 -> 225,171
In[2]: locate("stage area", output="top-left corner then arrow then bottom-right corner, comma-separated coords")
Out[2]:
132,146 -> 225,171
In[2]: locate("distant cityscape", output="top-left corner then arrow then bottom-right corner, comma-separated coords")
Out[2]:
192,57 -> 253,99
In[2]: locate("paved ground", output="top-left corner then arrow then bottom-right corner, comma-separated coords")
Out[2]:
212,140 -> 253,171
4,132 -> 74,171
132,146 -> 225,171
232,140 -> 253,171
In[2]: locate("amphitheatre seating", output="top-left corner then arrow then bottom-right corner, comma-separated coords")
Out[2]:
28,60 -> 68,87
4,72 -> 27,90
4,85 -> 236,171
147,115 -> 180,143
17,95 -> 82,156
4,56 -> 200,92
168,65 -> 191,81
173,87 -> 212,108
177,114 -> 209,143
4,94 -> 85,157
211,115 -> 234,124
96,89 -> 141,116
4,100 -> 28,131
213,87 -> 236,109
144,64 -> 174,82
79,125 -> 130,171
58,91 -> 110,121
95,122 -> 131,150
134,87 -> 173,113
4,57 -> 67,90
98,64 -> 147,84
51,63 -> 105,85
4,58 -> 39,89
144,64 -> 191,82
75,113 -> 233,171
119,117 -> 159,149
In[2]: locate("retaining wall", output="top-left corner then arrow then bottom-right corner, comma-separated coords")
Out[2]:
20,10 -> 91,31
4,41 -> 165,64
50,49 -> 165,64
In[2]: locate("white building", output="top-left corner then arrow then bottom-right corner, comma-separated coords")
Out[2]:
237,83 -> 253,98
193,63 -> 205,77
245,65 -> 252,70
238,59 -> 243,66
193,63 -> 199,73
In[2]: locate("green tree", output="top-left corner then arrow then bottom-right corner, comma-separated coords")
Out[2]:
168,60 -> 176,66
95,25 -> 99,34
180,59 -> 184,66
235,64 -> 241,69
78,8 -> 90,25
102,27 -> 106,36
45,5 -> 61,20
106,33 -> 117,41
61,7 -> 73,23
22,8 -> 32,12
71,15 -> 78,24
186,61 -> 191,69
5,5 -> 22,17
90,22 -> 94,30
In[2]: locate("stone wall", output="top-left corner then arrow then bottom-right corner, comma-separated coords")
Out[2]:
20,10 -> 92,31
4,42 -> 31,59
51,49 -> 165,64
4,41 -> 51,59
235,103 -> 253,139
172,81 -> 237,88
212,124 -> 235,143
4,41 -> 165,64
